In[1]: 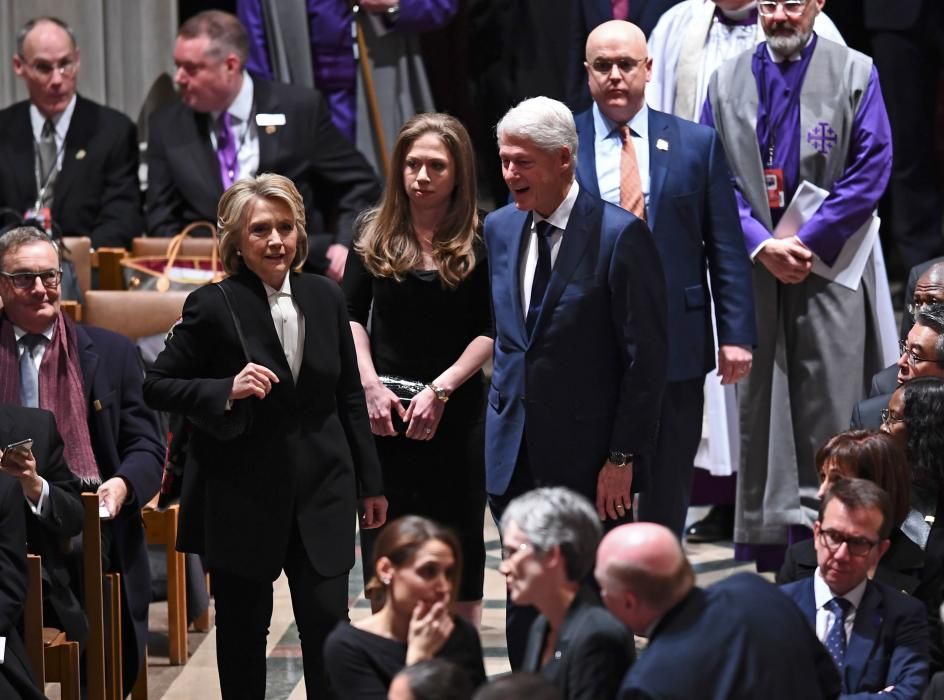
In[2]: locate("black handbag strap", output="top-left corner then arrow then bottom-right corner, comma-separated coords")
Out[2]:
215,282 -> 252,364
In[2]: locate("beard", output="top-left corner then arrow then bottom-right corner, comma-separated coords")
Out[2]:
765,22 -> 814,58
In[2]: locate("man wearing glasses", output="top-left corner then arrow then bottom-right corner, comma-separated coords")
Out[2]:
0,17 -> 142,249
0,227 -> 164,691
701,0 -> 893,566
852,303 -> 944,429
782,478 -> 929,697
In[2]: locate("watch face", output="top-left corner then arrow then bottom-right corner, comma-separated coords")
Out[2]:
609,451 -> 629,465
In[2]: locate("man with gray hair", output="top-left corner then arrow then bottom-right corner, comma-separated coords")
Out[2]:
0,16 -> 142,248
146,9 -> 379,281
596,521 -> 841,698
499,487 -> 634,698
485,95 -> 667,667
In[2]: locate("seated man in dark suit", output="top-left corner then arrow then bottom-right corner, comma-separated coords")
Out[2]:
782,478 -> 930,698
595,521 -> 841,699
0,17 -> 142,249
0,227 -> 165,690
0,471 -> 46,700
899,258 -> 944,342
852,304 -> 944,429
146,10 -> 380,281
0,405 -> 85,648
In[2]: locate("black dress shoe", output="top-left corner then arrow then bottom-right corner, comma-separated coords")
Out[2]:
685,505 -> 734,543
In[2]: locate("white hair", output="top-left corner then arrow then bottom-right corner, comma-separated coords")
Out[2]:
496,96 -> 579,166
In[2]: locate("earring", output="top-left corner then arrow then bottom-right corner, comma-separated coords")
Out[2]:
381,577 -> 391,586
236,250 -> 242,256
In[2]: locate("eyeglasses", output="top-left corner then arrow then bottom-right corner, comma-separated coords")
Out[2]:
757,0 -> 808,16
500,542 -> 534,560
590,57 -> 644,75
898,338 -> 944,367
0,269 -> 62,290
19,56 -> 77,80
818,528 -> 878,558
880,408 -> 903,427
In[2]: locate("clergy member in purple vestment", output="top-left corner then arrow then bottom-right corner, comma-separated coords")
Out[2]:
700,0 -> 892,570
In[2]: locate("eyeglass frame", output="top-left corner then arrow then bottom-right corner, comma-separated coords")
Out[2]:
500,541 -> 537,561
0,269 -> 62,290
18,55 -> 78,80
588,57 -> 647,76
757,0 -> 809,17
817,527 -> 879,558
880,407 -> 904,427
898,338 -> 944,368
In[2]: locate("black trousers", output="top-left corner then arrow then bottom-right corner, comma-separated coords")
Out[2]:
488,438 -> 632,670
636,378 -> 706,537
211,522 -> 348,700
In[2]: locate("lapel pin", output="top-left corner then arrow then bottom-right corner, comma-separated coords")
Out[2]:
93,399 -> 103,412
656,139 -> 669,151
265,125 -> 276,135
75,149 -> 87,160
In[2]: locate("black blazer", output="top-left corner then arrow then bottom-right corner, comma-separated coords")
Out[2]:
146,79 -> 381,273
523,586 -> 635,700
0,472 -> 46,700
864,0 -> 925,30
0,95 -> 142,248
143,270 -> 383,581
851,392 -> 891,430
0,406 -> 85,645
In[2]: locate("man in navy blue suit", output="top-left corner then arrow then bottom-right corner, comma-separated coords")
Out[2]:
595,521 -> 841,699
485,95 -> 667,668
782,478 -> 930,698
0,227 -> 164,692
575,20 -> 755,537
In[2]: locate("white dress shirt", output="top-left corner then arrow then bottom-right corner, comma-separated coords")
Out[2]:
520,180 -> 580,318
12,322 -> 58,516
210,72 -> 260,180
813,566 -> 867,644
593,102 -> 651,211
263,274 -> 304,383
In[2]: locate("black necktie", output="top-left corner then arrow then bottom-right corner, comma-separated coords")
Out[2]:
526,220 -> 555,335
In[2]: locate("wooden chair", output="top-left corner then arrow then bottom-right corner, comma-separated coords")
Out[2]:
141,505 -> 187,664
61,236 -> 93,297
24,554 -> 81,700
82,290 -> 189,341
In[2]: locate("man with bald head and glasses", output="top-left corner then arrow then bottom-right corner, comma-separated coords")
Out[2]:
781,478 -> 929,698
852,303 -> 944,430
0,16 -> 142,249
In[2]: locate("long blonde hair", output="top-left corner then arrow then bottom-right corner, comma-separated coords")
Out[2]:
355,113 -> 479,288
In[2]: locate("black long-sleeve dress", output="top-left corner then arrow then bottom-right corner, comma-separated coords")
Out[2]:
342,239 -> 493,601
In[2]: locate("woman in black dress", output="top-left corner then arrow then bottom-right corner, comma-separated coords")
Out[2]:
342,113 -> 493,623
324,516 -> 486,699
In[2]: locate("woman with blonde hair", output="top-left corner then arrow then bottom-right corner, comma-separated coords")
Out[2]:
342,113 -> 493,623
145,173 -> 386,698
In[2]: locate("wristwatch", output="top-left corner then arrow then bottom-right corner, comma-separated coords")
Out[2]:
426,383 -> 449,402
608,451 -> 633,468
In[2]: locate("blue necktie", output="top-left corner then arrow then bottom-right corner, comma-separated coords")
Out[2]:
824,597 -> 852,669
19,333 -> 44,407
526,220 -> 555,335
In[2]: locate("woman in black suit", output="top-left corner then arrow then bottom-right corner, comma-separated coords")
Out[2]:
144,173 -> 387,699
499,487 -> 634,700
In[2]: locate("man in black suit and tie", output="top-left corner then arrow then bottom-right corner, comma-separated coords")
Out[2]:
595,521 -> 841,699
0,17 -> 142,249
147,10 -> 380,281
0,405 -> 85,649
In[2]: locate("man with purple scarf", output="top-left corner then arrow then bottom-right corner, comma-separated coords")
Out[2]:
701,0 -> 892,568
0,226 -> 164,691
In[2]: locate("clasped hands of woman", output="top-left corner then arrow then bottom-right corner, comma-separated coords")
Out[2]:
364,380 -> 445,441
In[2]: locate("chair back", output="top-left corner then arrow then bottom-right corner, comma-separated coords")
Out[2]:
83,290 -> 189,340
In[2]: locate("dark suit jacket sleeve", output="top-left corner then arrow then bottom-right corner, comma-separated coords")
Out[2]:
89,112 -> 143,248
145,110 -> 186,238
703,130 -> 757,347
0,478 -> 28,635
851,401 -> 865,430
34,409 -> 84,538
306,98 -> 380,254
111,336 -> 165,508
608,217 -> 668,454
329,282 -> 383,498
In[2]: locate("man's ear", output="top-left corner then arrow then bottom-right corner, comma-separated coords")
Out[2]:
876,538 -> 891,559
12,53 -> 24,78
